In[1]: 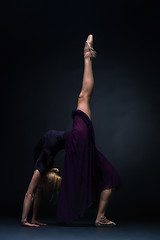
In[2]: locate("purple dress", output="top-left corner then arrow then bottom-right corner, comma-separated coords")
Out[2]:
56,110 -> 121,223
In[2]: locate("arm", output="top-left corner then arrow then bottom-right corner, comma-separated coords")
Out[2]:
21,170 -> 41,227
31,167 -> 60,225
31,187 -> 47,226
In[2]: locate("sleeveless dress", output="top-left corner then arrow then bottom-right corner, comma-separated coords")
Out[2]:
56,110 -> 121,223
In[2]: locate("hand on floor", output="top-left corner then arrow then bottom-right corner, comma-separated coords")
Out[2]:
21,221 -> 40,227
31,220 -> 47,226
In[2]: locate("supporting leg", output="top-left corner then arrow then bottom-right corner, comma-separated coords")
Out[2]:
95,188 -> 116,226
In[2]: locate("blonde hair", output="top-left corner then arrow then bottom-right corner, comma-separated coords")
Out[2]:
42,168 -> 62,193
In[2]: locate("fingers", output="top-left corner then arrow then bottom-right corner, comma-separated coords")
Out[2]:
21,222 -> 40,227
31,220 -> 47,226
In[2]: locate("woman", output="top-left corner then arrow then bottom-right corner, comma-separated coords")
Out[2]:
21,34 -> 121,227
21,131 -> 66,227
56,34 -> 121,226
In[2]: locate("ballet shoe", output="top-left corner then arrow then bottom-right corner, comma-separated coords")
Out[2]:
84,34 -> 96,60
95,216 -> 116,227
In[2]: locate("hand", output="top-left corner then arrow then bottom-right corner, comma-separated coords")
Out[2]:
21,221 -> 40,227
31,220 -> 47,226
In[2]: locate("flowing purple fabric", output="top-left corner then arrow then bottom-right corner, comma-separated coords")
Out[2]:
56,110 -> 121,223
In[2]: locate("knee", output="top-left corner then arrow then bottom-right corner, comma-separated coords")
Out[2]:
78,91 -> 90,103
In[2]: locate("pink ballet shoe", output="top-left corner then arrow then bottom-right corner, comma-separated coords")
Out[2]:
84,34 -> 96,60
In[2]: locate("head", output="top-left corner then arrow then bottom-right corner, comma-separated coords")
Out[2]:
40,168 -> 62,193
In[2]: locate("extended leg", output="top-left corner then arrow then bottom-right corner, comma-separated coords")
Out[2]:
77,35 -> 96,120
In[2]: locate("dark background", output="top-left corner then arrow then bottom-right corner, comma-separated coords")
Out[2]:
1,0 -> 160,221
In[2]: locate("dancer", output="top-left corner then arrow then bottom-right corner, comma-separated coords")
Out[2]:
56,34 -> 121,226
21,34 -> 121,227
21,131 -> 65,227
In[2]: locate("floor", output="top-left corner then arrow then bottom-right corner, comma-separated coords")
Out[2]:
0,218 -> 160,240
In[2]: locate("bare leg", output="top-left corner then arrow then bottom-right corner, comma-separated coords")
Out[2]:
78,36 -> 116,226
77,35 -> 96,120
95,188 -> 116,226
21,169 -> 41,227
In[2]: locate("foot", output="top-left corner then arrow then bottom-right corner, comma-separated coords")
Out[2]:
95,216 -> 116,227
84,34 -> 96,60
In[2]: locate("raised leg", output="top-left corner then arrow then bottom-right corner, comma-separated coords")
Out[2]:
77,34 -> 96,120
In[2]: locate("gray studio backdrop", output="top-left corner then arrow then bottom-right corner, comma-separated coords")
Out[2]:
1,0 -> 160,221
